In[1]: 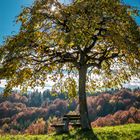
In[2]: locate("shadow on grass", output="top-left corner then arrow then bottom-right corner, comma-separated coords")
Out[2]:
54,129 -> 99,140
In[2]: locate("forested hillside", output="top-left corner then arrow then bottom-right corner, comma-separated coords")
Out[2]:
0,88 -> 139,134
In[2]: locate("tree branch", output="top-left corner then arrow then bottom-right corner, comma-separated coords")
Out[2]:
84,17 -> 110,54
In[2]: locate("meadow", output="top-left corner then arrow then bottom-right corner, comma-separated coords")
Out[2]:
0,124 -> 140,140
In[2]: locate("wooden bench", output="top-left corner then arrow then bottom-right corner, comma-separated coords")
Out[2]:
63,114 -> 81,132
51,114 -> 81,134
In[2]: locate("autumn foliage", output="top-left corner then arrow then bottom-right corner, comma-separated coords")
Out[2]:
92,107 -> 140,127
25,118 -> 47,134
0,88 -> 140,133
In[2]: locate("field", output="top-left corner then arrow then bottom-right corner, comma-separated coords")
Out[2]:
0,124 -> 140,140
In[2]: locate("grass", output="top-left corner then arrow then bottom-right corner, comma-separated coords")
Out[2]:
0,124 -> 140,140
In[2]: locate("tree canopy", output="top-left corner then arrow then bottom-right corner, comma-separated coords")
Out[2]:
0,0 -> 140,95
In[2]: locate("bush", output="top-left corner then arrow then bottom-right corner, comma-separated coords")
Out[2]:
2,123 -> 10,133
25,118 -> 47,134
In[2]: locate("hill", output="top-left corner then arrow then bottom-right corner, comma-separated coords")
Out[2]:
0,88 -> 139,134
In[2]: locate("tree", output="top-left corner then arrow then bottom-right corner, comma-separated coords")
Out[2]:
0,0 -> 140,131
29,90 -> 42,107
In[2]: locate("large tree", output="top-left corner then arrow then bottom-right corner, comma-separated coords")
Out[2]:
0,0 -> 140,131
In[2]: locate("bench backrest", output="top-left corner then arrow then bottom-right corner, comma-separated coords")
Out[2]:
63,116 -> 80,121
63,114 -> 80,117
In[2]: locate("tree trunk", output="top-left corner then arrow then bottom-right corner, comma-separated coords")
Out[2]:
78,66 -> 92,131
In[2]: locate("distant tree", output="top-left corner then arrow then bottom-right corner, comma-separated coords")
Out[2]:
0,0 -> 140,131
43,90 -> 51,101
29,91 -> 42,107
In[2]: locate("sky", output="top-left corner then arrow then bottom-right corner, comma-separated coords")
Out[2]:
0,0 -> 72,44
0,0 -> 140,45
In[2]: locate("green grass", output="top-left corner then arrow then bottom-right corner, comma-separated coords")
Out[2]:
0,124 -> 140,140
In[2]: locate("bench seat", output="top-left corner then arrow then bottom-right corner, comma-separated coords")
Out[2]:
51,124 -> 65,127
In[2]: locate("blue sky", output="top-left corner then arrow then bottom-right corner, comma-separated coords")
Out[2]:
0,0 -> 140,45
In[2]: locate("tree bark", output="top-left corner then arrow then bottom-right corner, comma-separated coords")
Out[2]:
78,66 -> 92,130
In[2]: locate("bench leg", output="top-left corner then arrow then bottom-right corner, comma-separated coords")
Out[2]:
63,120 -> 69,133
